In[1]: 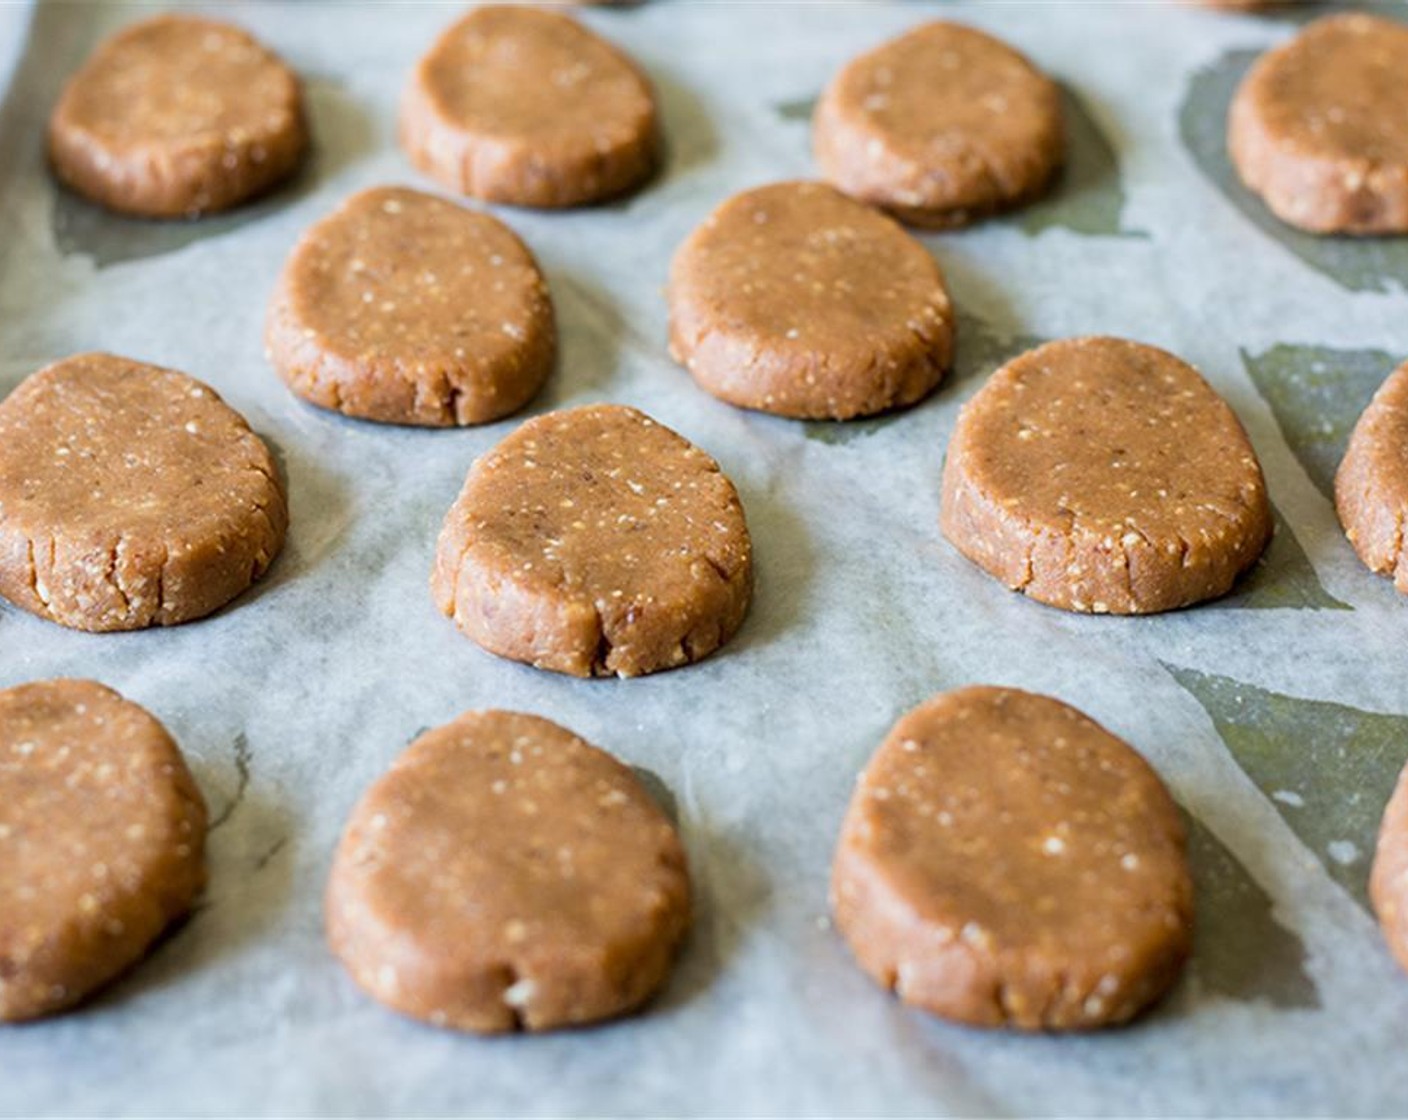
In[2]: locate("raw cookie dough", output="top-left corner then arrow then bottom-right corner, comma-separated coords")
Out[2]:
667,181 -> 955,420
0,353 -> 287,632
814,21 -> 1064,229
0,679 -> 207,1022
832,685 -> 1193,1030
1372,761 -> 1408,977
326,709 -> 691,1032
432,404 -> 752,677
941,336 -> 1272,614
1229,13 -> 1408,234
48,14 -> 308,219
401,5 -> 658,208
266,186 -> 555,427
1335,360 -> 1408,591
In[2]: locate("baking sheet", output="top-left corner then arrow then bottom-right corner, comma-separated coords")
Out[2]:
4,1 -> 1408,1114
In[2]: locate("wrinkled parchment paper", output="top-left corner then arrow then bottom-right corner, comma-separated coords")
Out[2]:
4,2 -> 1408,1114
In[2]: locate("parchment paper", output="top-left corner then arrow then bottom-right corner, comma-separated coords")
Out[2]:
4,2 -> 1408,1115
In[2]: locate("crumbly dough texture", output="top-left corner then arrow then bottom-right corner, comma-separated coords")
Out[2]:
667,181 -> 955,420
433,404 -> 752,678
267,186 -> 555,426
814,21 -> 1064,229
0,679 -> 207,1022
1336,361 -> 1408,591
1229,13 -> 1408,235
0,353 -> 287,632
48,14 -> 308,218
1372,762 -> 1408,977
326,709 -> 691,1033
941,337 -> 1271,614
401,5 -> 658,208
832,686 -> 1193,1031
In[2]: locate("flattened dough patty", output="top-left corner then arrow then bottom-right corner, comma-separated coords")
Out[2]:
0,679 -> 207,1022
0,353 -> 287,632
1229,13 -> 1408,234
1373,761 -> 1408,977
401,5 -> 658,208
832,686 -> 1193,1030
941,337 -> 1271,614
667,181 -> 954,420
814,21 -> 1064,229
1336,360 -> 1408,591
326,709 -> 691,1032
267,186 -> 555,426
48,14 -> 308,218
433,404 -> 752,678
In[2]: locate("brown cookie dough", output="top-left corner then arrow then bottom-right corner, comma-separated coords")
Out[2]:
1335,360 -> 1408,591
1372,761 -> 1408,977
48,15 -> 308,219
327,709 -> 690,1032
0,353 -> 287,632
0,679 -> 207,1022
401,5 -> 658,208
1229,13 -> 1408,235
832,686 -> 1193,1031
941,337 -> 1272,614
667,181 -> 954,420
432,404 -> 752,678
266,186 -> 555,427
814,21 -> 1064,229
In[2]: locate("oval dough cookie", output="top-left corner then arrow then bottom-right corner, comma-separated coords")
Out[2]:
941,337 -> 1272,614
401,5 -> 658,208
667,181 -> 954,420
1335,360 -> 1408,591
832,686 -> 1193,1030
0,679 -> 207,1022
1372,761 -> 1408,977
814,21 -> 1064,229
432,404 -> 752,678
48,14 -> 308,218
327,709 -> 691,1032
267,186 -> 555,427
1229,13 -> 1408,234
0,353 -> 287,632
